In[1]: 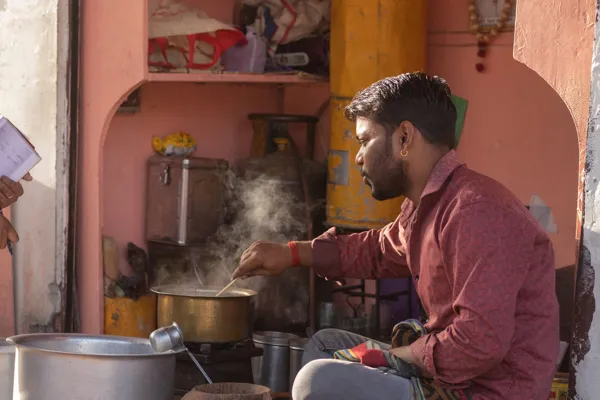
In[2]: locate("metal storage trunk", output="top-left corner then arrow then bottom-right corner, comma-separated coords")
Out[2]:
145,155 -> 229,245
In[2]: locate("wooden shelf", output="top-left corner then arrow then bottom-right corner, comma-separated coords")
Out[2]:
147,71 -> 328,85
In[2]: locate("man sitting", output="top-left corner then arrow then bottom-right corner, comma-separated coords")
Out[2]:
233,72 -> 559,400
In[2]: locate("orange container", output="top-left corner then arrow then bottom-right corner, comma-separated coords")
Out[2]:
104,294 -> 157,338
549,372 -> 568,399
330,0 -> 427,98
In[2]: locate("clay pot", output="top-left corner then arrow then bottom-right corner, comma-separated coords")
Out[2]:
182,383 -> 272,400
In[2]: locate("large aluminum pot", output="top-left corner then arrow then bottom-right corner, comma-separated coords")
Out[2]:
0,339 -> 15,399
7,333 -> 180,400
152,284 -> 257,344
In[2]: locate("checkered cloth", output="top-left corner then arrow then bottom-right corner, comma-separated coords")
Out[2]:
333,319 -> 471,400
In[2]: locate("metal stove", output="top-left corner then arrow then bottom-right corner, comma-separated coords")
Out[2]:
173,339 -> 263,397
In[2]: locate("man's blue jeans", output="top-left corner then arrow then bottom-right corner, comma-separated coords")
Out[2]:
291,328 -> 413,400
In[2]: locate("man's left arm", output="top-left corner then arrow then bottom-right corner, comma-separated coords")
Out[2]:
403,201 -> 542,384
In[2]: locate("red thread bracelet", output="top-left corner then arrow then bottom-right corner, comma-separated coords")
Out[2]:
288,241 -> 301,266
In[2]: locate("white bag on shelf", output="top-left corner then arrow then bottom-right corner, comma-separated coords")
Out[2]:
148,0 -> 245,71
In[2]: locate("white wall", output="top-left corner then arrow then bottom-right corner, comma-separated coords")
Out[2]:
0,0 -> 69,333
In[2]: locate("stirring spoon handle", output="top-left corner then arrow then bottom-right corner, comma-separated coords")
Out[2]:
215,277 -> 239,297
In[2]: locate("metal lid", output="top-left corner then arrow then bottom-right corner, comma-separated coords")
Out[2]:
289,337 -> 309,351
252,331 -> 301,347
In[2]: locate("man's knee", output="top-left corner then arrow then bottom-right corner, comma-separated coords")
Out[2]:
302,328 -> 344,365
292,359 -> 342,400
293,359 -> 413,400
307,328 -> 343,347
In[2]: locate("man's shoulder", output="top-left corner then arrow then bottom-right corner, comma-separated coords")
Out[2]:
446,166 -> 523,210
441,166 -> 549,239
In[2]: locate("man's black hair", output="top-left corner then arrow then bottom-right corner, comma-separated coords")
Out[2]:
344,72 -> 457,149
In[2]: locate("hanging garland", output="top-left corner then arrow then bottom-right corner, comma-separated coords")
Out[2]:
468,0 -> 513,72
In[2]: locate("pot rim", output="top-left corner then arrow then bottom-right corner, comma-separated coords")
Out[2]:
0,338 -> 15,354
6,333 -> 184,358
192,382 -> 271,395
289,337 -> 309,350
252,331 -> 301,347
151,284 -> 257,298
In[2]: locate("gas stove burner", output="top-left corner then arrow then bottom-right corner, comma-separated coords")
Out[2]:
177,340 -> 261,364
174,339 -> 263,394
183,339 -> 254,355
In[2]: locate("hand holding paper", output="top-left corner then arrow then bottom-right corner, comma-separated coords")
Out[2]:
0,174 -> 32,209
0,116 -> 41,183
0,116 -> 39,255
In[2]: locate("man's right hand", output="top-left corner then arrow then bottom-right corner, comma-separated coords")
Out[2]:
0,214 -> 18,250
232,241 -> 293,280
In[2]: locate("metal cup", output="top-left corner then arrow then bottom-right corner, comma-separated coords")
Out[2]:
149,322 -> 185,353
318,301 -> 335,329
150,323 -> 213,384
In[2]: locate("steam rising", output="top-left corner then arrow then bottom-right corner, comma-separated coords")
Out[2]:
149,159 -> 318,332
201,171 -> 306,287
198,170 -> 310,330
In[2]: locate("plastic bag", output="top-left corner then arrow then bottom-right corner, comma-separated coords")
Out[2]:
148,0 -> 246,70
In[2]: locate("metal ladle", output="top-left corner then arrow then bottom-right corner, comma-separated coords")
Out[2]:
149,322 -> 213,384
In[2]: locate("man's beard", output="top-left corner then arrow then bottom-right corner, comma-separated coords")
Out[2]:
361,147 -> 407,201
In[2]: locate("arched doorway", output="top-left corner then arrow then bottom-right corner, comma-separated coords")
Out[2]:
514,0 -> 599,397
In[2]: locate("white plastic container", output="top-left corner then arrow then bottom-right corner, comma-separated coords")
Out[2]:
222,26 -> 267,73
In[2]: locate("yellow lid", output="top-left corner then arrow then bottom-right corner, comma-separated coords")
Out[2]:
273,137 -> 290,152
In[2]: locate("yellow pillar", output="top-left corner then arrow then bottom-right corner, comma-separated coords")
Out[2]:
327,0 -> 427,229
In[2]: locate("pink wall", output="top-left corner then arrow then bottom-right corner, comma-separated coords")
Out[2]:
513,0 -> 594,248
80,0 -> 147,333
427,0 -> 578,268
0,207 -> 14,336
103,84 -> 329,271
102,0 -> 332,271
102,0 -> 578,278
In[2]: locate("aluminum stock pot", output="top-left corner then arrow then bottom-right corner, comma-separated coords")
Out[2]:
7,333 -> 179,400
0,339 -> 15,399
152,284 -> 257,344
